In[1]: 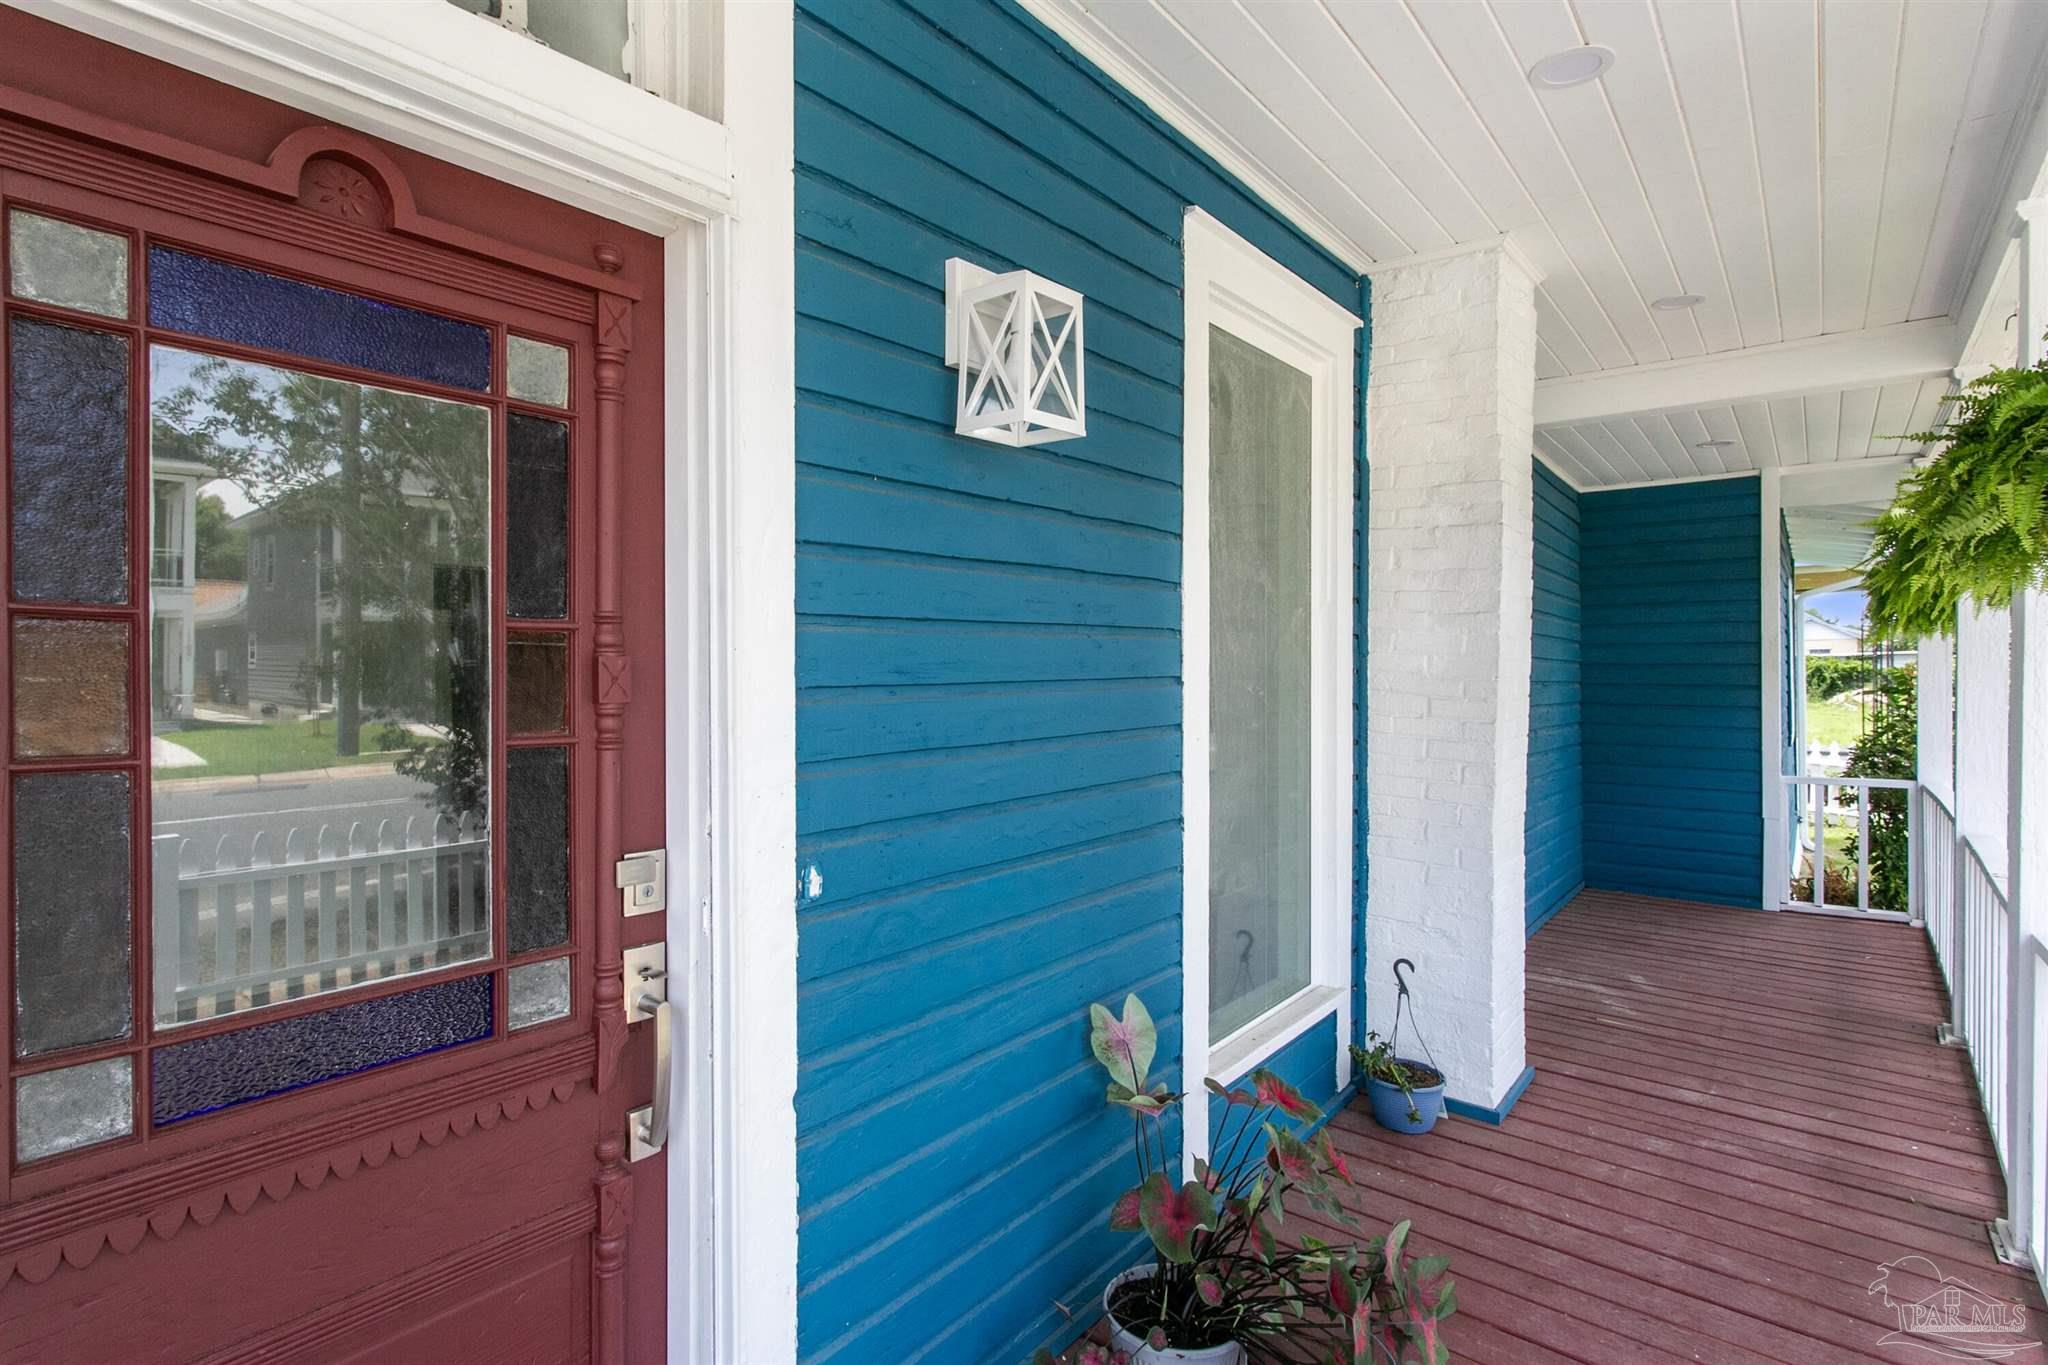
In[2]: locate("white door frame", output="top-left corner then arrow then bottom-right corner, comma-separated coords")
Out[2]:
1179,208 -> 1359,1173
10,3 -> 801,1360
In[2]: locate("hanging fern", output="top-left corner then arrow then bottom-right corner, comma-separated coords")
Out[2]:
1862,362 -> 2048,641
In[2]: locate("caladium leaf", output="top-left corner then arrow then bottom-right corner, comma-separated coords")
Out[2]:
1329,1261 -> 1358,1316
1089,994 -> 1156,1092
1252,1067 -> 1323,1122
1318,1129 -> 1355,1185
1195,1272 -> 1223,1307
1108,1184 -> 1143,1231
1138,1170 -> 1217,1263
1384,1218 -> 1412,1268
1146,1326 -> 1168,1351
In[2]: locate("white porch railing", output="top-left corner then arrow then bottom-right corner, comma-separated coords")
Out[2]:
152,814 -> 489,1022
1782,774 -> 1916,916
1910,785 -> 2046,1289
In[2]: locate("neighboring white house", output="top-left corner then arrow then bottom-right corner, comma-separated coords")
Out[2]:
1804,611 -> 1863,657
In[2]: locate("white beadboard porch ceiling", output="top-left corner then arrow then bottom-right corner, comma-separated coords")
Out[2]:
1023,0 -> 2048,489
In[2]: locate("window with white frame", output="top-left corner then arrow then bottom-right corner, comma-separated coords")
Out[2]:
1181,210 -> 1358,1137
443,0 -> 722,118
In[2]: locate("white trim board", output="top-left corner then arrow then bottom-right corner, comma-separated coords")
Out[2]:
1180,207 -> 1359,1177
13,0 -> 734,230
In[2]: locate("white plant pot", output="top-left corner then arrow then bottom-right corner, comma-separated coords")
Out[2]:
1103,1265 -> 1246,1364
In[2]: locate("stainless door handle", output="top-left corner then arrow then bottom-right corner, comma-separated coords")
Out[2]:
628,992 -> 672,1161
624,943 -> 671,1162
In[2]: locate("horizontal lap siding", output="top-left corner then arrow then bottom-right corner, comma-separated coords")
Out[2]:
1526,459 -> 1583,934
1579,478 -> 1763,907
792,3 -> 1364,1361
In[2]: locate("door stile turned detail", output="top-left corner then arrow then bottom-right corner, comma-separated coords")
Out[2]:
589,243 -> 636,1365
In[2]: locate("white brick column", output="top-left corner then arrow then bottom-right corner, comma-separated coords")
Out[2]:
1364,243 -> 1538,1113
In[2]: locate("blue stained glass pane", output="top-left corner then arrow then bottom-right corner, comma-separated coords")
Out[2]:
147,247 -> 491,393
152,974 -> 491,1124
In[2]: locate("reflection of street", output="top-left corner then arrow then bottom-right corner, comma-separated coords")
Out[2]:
152,766 -> 458,856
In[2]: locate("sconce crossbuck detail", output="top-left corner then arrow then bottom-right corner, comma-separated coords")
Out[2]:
944,257 -> 1086,447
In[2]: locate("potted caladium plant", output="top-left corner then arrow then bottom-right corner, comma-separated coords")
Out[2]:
1034,995 -> 1455,1365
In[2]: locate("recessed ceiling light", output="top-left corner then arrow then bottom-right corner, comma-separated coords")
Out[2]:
1652,294 -> 1706,311
1529,45 -> 1615,89
1696,440 -> 1736,449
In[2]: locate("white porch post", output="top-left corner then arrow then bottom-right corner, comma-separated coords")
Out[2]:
1999,199 -> 2048,1261
1364,241 -> 1539,1114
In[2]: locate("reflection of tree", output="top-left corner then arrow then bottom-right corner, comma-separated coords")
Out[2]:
194,493 -> 246,581
154,356 -> 489,819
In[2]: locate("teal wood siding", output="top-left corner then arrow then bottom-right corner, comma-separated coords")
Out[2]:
1526,459 -> 1583,934
1580,478 -> 1763,907
792,3 -> 1366,1360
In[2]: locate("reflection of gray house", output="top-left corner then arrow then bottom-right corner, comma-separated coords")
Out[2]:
230,495 -> 454,717
190,579 -> 247,708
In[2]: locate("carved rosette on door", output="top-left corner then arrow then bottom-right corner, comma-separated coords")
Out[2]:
0,50 -> 667,1362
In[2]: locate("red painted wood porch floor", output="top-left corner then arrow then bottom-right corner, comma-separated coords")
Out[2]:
1317,890 -> 2048,1363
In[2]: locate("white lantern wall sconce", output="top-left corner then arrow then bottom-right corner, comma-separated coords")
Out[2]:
943,257 -> 1086,446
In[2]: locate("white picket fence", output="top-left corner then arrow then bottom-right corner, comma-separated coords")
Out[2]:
152,814 -> 489,1021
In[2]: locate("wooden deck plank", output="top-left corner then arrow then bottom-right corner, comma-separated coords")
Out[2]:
1326,892 -> 2048,1362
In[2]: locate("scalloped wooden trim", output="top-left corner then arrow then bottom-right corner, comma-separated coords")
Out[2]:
2,1042 -> 590,1288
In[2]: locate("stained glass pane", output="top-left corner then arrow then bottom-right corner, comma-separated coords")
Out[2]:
148,246 -> 490,393
507,336 -> 570,408
508,633 -> 569,734
507,412 -> 568,619
16,1056 -> 132,1163
149,347 -> 491,1024
14,772 -> 132,1057
507,746 -> 569,954
7,211 -> 129,318
9,317 -> 130,604
508,957 -> 571,1030
152,973 -> 491,1124
13,618 -> 129,758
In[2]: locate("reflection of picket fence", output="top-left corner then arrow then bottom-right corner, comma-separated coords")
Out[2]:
152,815 -> 489,1021
1806,742 -> 1854,775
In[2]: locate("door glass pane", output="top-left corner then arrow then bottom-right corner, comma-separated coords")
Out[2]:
507,746 -> 569,953
148,346 -> 491,1025
152,973 -> 491,1124
14,771 -> 132,1057
9,317 -> 130,605
13,617 -> 129,758
147,246 -> 491,393
507,412 -> 568,618
508,956 -> 571,1029
507,335 -> 570,408
508,632 -> 568,734
1208,327 -> 1312,1040
16,1056 -> 132,1163
7,210 -> 129,318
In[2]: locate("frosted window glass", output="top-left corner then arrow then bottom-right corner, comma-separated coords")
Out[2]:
507,336 -> 570,408
16,1056 -> 132,1163
1207,327 -> 1313,1040
508,957 -> 571,1030
7,211 -> 129,318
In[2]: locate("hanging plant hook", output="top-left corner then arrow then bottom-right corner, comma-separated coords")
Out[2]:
1392,957 -> 1416,1001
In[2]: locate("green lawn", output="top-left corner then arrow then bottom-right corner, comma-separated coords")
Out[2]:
154,721 -> 424,781
1805,696 -> 1871,749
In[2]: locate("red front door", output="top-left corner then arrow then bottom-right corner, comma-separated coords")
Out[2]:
0,16 -> 670,1362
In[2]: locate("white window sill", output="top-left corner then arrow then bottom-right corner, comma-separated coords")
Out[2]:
1207,984 -> 1342,1086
